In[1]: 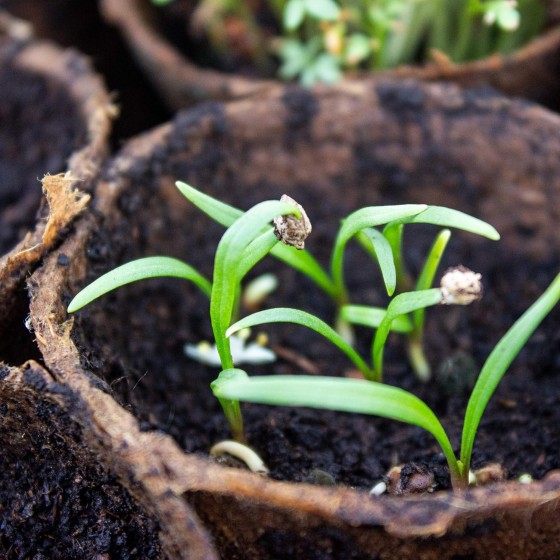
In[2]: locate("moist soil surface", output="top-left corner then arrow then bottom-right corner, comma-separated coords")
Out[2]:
0,364 -> 163,560
70,180 -> 560,494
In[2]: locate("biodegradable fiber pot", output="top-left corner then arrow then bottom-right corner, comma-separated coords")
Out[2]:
100,0 -> 560,110
0,15 -> 182,560
26,79 -> 560,559
0,13 -> 113,366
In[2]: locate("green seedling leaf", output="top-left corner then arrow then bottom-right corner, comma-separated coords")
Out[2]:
310,53 -> 343,85
345,33 -> 373,65
372,288 -> 443,381
305,0 -> 340,21
176,181 -> 242,226
284,0 -> 306,30
273,244 -> 337,297
382,223 -> 408,292
406,229 -> 451,381
211,201 -> 298,368
393,206 -> 500,240
237,230 -> 279,281
278,39 -> 309,79
341,305 -> 413,333
460,272 -> 560,479
331,204 -> 427,299
212,369 -> 459,481
227,308 -> 372,379
413,229 -> 451,332
357,227 -> 397,295
67,256 -> 211,313
177,181 -> 337,298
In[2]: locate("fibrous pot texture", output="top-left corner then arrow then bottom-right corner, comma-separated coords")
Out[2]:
0,16 -> 186,559
0,16 -> 113,366
27,80 -> 560,559
100,0 -> 560,110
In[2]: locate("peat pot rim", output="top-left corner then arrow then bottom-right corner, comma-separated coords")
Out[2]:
0,12 -> 114,360
0,13 -> 114,260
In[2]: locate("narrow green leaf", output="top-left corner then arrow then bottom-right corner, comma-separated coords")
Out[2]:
237,229 -> 279,281
415,229 -> 452,292
176,181 -> 242,227
357,228 -> 397,296
212,370 -> 459,479
211,201 -> 299,368
284,0 -> 306,30
372,288 -> 443,380
341,305 -> 413,333
460,273 -> 560,477
177,181 -> 337,298
331,205 -> 427,299
394,206 -> 500,240
413,229 -> 451,331
272,243 -> 337,298
226,308 -> 372,378
67,256 -> 211,313
383,223 -> 408,293
305,0 -> 340,21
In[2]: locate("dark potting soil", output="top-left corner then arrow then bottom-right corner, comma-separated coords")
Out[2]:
0,365 -> 162,560
0,64 -> 86,256
70,179 -> 560,494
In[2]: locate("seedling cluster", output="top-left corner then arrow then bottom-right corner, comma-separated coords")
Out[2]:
68,181 -> 560,489
151,0 -> 545,84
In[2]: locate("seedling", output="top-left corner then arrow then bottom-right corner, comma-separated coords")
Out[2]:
212,272 -> 560,488
68,183 -> 495,438
68,195 -> 305,441
177,181 -> 499,381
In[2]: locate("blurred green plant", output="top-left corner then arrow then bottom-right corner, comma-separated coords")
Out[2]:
151,0 -> 545,84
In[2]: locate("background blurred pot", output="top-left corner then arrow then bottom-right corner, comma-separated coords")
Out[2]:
27,79 -> 560,558
0,12 -> 113,367
100,0 -> 560,110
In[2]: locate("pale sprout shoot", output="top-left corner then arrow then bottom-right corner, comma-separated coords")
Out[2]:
210,440 -> 269,474
242,273 -> 279,311
369,480 -> 387,497
184,328 -> 276,366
